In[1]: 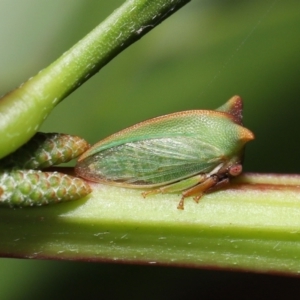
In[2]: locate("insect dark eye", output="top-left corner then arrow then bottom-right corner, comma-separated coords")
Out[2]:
228,164 -> 242,176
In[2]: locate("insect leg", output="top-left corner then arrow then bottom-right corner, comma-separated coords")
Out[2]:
142,174 -> 207,198
204,177 -> 230,194
177,175 -> 219,210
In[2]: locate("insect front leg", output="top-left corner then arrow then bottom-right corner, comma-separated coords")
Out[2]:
177,175 -> 220,210
202,177 -> 230,195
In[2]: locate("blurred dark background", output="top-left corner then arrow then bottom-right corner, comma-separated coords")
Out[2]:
1,0 -> 300,298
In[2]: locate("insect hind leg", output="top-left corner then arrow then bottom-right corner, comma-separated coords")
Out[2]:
142,174 -> 207,205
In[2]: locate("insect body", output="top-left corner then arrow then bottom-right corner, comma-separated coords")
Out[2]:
75,96 -> 254,209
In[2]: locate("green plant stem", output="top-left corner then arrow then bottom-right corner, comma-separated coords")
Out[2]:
1,172 -> 300,275
0,0 -> 190,159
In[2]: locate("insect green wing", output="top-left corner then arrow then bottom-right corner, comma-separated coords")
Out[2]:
75,136 -> 224,186
76,101 -> 254,187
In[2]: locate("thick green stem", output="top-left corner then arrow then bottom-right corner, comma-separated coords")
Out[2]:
1,173 -> 300,275
0,0 -> 190,159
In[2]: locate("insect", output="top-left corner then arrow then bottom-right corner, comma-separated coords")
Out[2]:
75,95 -> 254,209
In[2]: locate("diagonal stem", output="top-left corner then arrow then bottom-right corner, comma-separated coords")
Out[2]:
0,0 -> 190,159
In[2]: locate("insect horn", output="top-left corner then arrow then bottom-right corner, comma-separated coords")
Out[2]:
216,95 -> 243,125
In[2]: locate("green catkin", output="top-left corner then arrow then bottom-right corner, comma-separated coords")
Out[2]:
0,132 -> 90,170
0,133 -> 92,207
0,170 -> 92,207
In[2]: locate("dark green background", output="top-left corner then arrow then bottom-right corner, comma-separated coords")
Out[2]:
1,0 -> 300,298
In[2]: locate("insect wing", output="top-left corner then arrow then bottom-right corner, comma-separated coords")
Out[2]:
76,136 -> 224,187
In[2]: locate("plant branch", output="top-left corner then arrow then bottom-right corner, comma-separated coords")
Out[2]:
1,172 -> 300,275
